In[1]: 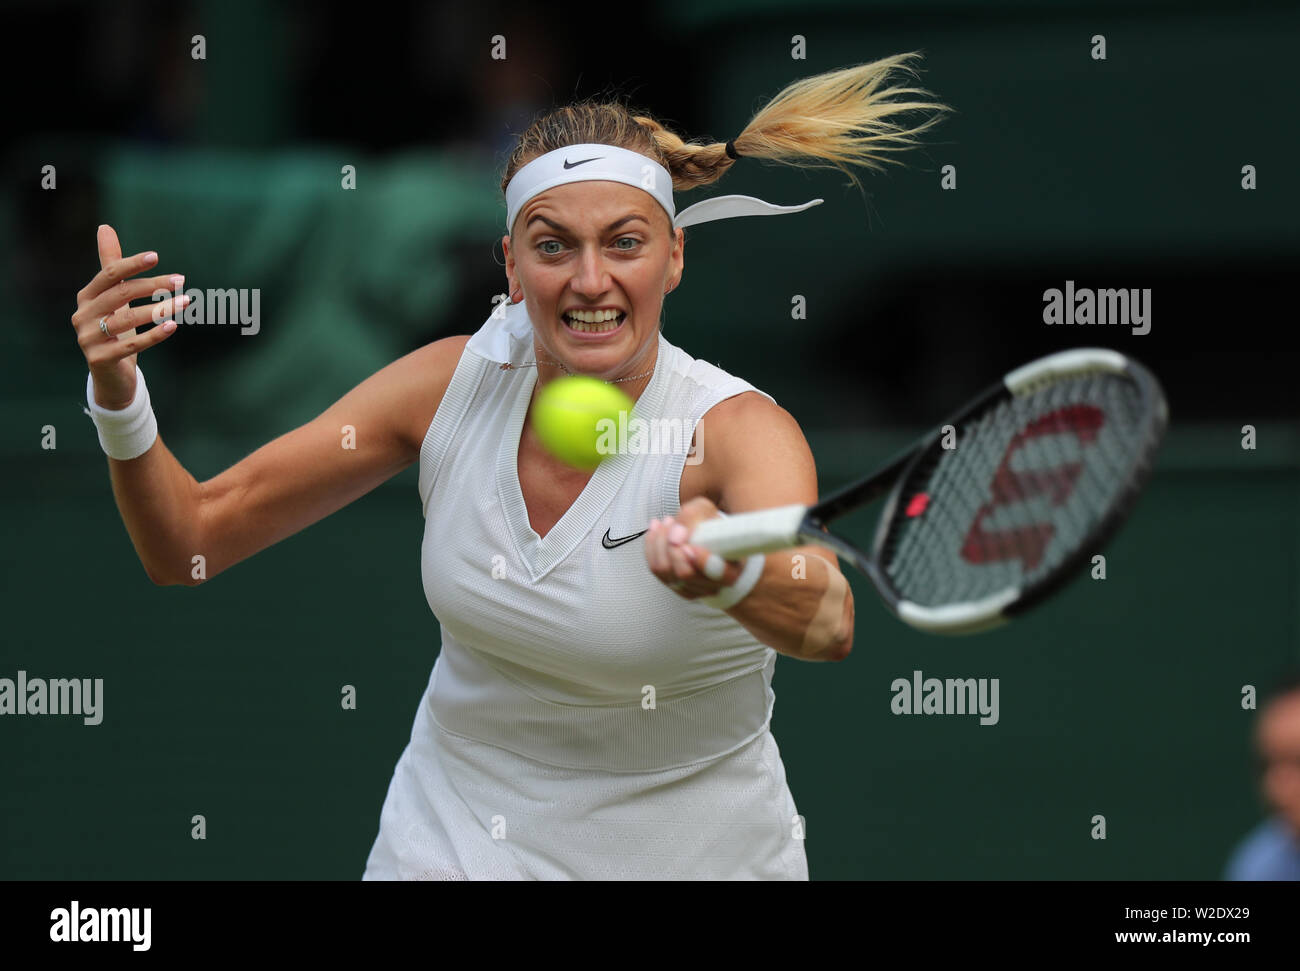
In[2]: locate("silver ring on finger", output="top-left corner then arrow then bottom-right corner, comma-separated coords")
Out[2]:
99,315 -> 111,338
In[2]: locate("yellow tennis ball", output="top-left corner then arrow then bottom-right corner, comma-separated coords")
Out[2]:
532,375 -> 635,471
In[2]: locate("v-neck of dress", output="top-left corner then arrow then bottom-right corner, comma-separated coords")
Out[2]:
496,334 -> 673,582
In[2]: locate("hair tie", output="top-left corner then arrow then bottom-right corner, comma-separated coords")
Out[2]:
724,140 -> 739,161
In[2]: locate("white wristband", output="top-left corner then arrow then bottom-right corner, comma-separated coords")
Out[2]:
85,366 -> 159,460
698,553 -> 765,610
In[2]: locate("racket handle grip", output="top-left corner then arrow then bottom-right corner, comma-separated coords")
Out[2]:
689,505 -> 809,558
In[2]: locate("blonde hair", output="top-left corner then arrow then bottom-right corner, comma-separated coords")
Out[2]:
501,52 -> 951,231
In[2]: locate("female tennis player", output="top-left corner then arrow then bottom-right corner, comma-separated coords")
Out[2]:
72,54 -> 946,880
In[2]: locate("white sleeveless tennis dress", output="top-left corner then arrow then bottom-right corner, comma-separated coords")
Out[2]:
362,300 -> 808,880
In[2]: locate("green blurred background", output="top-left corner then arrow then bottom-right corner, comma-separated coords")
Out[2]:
2,0 -> 1297,879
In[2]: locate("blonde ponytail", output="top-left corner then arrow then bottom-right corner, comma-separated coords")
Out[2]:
502,52 -> 949,212
718,52 -> 950,188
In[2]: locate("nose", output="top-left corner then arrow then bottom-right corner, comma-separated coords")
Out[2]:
570,245 -> 611,298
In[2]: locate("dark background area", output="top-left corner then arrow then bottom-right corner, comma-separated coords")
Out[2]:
2,0 -> 1297,880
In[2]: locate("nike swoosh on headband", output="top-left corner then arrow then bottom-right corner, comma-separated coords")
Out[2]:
602,527 -> 648,549
563,156 -> 603,169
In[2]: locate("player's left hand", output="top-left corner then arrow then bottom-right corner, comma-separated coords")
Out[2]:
645,496 -> 748,599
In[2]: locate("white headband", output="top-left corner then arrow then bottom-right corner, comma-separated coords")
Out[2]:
504,142 -> 823,234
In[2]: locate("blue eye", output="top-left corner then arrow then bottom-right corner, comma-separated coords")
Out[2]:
614,237 -> 639,250
539,240 -> 563,255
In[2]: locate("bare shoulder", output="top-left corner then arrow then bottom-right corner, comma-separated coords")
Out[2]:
695,391 -> 818,512
393,333 -> 473,455
699,391 -> 813,466
700,390 -> 800,434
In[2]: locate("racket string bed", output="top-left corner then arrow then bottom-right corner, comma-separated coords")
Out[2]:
882,371 -> 1148,608
888,405 -> 1015,605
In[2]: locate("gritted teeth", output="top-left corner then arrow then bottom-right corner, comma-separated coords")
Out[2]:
564,308 -> 624,323
563,308 -> 625,333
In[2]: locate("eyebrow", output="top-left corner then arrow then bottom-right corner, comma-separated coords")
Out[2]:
524,213 -> 649,234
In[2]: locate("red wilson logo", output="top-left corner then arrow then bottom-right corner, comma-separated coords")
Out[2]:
960,405 -> 1105,570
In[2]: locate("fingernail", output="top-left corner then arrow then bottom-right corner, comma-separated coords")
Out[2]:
177,295 -> 191,307
649,518 -> 659,529
144,252 -> 158,264
669,523 -> 687,544
169,275 -> 184,289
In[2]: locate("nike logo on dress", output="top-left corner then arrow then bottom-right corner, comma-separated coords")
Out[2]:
563,156 -> 603,169
602,527 -> 648,549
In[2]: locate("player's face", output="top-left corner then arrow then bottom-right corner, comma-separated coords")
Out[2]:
1258,693 -> 1300,837
504,180 -> 684,384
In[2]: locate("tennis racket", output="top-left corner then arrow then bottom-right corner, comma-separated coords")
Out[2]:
690,347 -> 1168,634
